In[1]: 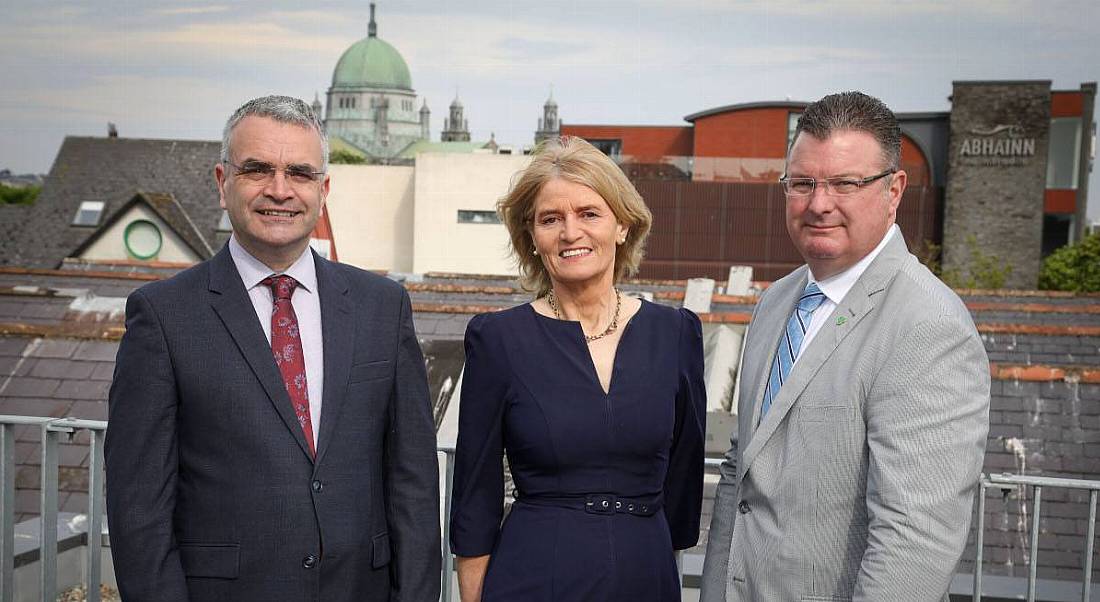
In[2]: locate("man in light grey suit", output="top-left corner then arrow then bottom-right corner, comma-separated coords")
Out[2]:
700,91 -> 990,601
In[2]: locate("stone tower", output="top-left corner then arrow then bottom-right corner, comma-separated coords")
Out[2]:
535,91 -> 560,144
419,100 -> 431,140
442,95 -> 471,142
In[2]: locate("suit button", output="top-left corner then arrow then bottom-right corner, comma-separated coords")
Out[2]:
302,554 -> 318,569
311,480 -> 323,492
738,500 -> 750,514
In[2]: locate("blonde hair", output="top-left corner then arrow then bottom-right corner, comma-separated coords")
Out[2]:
499,136 -> 653,297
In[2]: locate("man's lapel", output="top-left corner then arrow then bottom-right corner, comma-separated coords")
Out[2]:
208,246 -> 315,461
313,253 -> 355,465
738,273 -> 804,450
738,234 -> 908,483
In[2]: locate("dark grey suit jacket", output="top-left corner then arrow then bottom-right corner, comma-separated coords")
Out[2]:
105,246 -> 441,602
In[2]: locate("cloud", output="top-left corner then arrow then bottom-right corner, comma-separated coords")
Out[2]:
632,0 -> 1023,18
155,5 -> 230,16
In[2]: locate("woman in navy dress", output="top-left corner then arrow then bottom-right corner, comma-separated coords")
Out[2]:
450,136 -> 706,602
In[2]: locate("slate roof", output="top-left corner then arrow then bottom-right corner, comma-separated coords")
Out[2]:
1,137 -> 225,268
1,268 -> 1099,583
0,204 -> 35,263
397,139 -> 493,159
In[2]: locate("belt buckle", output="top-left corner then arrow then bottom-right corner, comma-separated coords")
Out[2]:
584,494 -> 616,515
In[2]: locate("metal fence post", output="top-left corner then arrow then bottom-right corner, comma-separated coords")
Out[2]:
1083,490 -> 1096,602
0,424 -> 13,602
973,479 -> 987,602
1027,485 -> 1042,602
85,429 -> 105,602
40,423 -> 60,602
441,449 -> 455,602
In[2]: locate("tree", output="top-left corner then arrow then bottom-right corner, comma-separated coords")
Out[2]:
1039,233 -> 1100,292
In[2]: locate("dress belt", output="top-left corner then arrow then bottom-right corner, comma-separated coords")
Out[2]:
513,492 -> 663,516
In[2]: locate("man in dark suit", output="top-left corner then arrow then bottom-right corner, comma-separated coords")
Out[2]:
105,95 -> 441,602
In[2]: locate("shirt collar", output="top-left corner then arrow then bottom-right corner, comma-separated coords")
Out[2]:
228,235 -> 318,294
809,224 -> 898,305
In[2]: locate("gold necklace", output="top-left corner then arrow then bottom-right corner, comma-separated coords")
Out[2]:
546,288 -> 621,343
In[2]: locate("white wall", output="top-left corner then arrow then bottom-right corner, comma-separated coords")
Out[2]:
324,164 -> 415,272
78,204 -> 202,264
412,153 -> 530,276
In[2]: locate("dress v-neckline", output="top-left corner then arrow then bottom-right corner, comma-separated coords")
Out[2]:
527,299 -> 648,396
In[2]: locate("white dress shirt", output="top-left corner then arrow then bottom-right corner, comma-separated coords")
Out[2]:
229,236 -> 325,446
795,224 -> 899,363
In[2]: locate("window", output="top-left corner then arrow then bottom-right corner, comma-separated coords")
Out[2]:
787,112 -> 802,150
1047,117 -> 1082,189
72,201 -> 105,226
123,219 -> 163,260
457,210 -> 501,224
217,210 -> 233,232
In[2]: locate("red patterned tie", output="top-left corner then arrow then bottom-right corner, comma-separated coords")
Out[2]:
262,275 -> 316,457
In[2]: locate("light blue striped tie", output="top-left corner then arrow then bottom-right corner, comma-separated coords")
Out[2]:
760,282 -> 826,418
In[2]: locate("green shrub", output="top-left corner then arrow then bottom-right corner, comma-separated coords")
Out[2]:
0,184 -> 40,205
1038,233 -> 1100,292
922,235 -> 1013,289
329,149 -> 366,165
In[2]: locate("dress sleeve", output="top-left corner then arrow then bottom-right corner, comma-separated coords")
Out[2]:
664,307 -> 707,550
449,313 -> 510,557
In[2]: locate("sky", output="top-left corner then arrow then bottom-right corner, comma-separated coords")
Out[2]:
1,0 -> 1097,220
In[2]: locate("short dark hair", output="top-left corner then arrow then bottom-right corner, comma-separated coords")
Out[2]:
792,91 -> 901,170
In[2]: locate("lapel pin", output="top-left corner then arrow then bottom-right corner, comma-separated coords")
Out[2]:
836,316 -> 847,326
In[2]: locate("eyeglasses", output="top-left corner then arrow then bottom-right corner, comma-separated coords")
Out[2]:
225,160 -> 325,186
779,169 -> 896,196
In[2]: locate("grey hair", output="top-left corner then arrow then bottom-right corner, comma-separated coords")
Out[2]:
220,95 -> 329,171
791,91 -> 901,171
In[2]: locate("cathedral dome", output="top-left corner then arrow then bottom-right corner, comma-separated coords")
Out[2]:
332,36 -> 412,91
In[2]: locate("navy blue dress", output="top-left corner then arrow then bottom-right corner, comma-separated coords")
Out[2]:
450,300 -> 705,602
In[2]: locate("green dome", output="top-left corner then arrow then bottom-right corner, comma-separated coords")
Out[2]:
332,36 -> 412,91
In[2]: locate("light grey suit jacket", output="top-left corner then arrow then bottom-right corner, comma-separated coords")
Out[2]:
700,233 -> 990,602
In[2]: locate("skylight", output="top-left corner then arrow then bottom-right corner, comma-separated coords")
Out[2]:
72,201 -> 105,226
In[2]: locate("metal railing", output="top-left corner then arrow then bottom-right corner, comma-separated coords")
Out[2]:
0,415 -> 457,602
6,417 -> 1096,602
440,447 -> 455,602
974,472 -> 1099,602
0,417 -> 682,602
0,416 -> 106,602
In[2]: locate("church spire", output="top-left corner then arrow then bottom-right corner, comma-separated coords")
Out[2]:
442,91 -> 471,142
368,2 -> 377,37
535,86 -> 560,144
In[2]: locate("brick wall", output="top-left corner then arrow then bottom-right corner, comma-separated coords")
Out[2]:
959,377 -> 1100,581
0,336 -> 114,522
